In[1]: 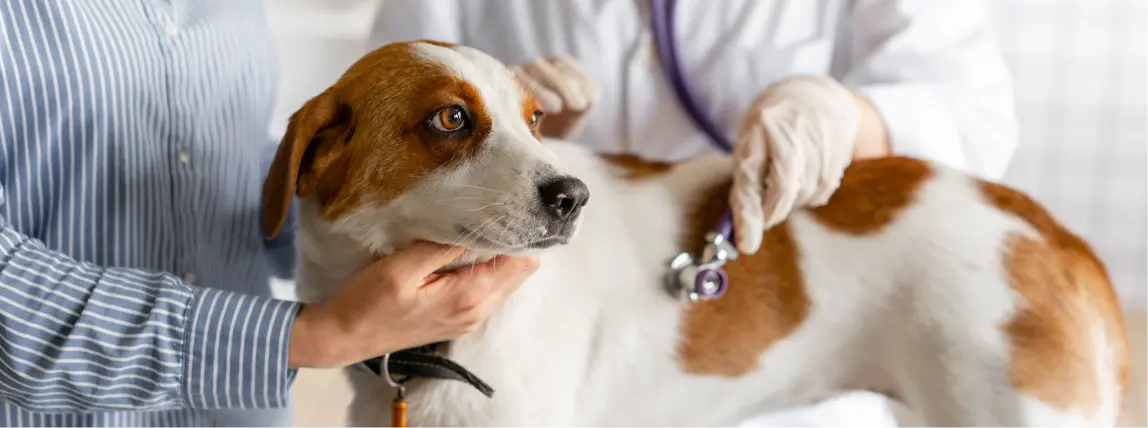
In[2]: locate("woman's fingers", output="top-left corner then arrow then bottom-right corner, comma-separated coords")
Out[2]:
377,241 -> 465,287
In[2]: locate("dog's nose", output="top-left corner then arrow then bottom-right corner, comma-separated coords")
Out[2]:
538,177 -> 589,221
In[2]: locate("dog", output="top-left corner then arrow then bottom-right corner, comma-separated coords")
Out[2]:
261,40 -> 1129,426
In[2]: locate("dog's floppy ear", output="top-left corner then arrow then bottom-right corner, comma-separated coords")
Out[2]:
262,89 -> 354,240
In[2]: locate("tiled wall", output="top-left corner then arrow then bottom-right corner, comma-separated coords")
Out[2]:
266,0 -> 1147,309
992,0 -> 1147,309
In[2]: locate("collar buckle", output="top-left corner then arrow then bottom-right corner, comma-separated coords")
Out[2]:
358,344 -> 495,399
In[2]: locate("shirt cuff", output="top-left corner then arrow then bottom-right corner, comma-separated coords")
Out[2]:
181,286 -> 303,409
854,82 -> 969,172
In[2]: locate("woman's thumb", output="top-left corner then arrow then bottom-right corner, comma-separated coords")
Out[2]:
379,241 -> 466,282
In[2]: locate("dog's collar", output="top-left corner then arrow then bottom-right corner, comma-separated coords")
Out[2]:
358,343 -> 495,398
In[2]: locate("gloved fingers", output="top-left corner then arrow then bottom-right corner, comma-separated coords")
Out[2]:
512,66 -> 564,114
551,56 -> 598,111
809,155 -> 843,206
789,114 -> 821,208
730,184 -> 765,254
810,111 -> 852,207
731,203 -> 765,254
730,125 -> 768,254
759,122 -> 802,230
523,58 -> 581,113
760,166 -> 799,231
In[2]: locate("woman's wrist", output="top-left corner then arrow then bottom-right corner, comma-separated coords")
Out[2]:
849,90 -> 892,160
288,302 -> 346,368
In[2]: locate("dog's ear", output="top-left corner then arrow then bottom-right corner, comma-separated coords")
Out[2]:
262,89 -> 354,240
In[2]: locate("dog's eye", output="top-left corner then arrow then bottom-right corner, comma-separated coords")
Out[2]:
530,110 -> 544,127
430,105 -> 469,133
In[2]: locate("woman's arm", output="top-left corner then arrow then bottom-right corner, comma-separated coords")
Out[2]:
851,91 -> 893,160
832,0 -> 1019,180
0,186 -> 301,412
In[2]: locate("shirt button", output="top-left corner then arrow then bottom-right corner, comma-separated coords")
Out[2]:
164,20 -> 180,37
178,148 -> 191,164
183,272 -> 196,284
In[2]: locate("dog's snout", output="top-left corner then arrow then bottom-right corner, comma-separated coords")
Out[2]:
539,177 -> 589,221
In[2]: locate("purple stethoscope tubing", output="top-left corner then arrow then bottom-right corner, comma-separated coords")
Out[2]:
649,0 -> 736,299
649,0 -> 734,154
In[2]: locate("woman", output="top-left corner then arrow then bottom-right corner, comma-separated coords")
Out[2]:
367,0 -> 1018,425
0,1 -> 537,426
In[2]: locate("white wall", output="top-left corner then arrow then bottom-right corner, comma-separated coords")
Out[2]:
993,0 -> 1147,310
265,0 -> 381,136
264,0 -> 1147,309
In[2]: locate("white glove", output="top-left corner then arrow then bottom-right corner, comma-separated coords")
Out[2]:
510,56 -> 600,140
729,75 -> 861,255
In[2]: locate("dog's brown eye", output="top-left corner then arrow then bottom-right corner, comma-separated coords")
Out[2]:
530,110 -> 543,127
430,105 -> 468,133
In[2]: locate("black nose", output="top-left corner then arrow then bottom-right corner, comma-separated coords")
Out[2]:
538,177 -> 589,221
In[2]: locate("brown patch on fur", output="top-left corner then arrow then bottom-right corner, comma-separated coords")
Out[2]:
675,157 -> 928,377
807,156 -> 933,235
263,41 -> 503,238
676,178 -> 810,376
600,154 -> 675,181
981,181 -> 1129,418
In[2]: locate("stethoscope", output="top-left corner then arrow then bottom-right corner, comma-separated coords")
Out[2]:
649,0 -> 740,303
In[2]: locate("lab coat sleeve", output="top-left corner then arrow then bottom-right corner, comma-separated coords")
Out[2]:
368,0 -> 465,49
0,185 -> 301,412
833,0 -> 1019,180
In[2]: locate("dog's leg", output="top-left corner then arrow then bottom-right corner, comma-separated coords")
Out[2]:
893,330 -> 1121,426
895,348 -> 1024,424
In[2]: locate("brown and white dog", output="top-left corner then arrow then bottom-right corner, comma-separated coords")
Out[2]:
262,40 -> 1129,426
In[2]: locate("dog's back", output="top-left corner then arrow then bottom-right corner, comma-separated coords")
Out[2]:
664,154 -> 1129,426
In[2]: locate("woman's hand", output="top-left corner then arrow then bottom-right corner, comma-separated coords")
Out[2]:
729,75 -> 888,255
289,242 -> 539,368
511,55 -> 600,140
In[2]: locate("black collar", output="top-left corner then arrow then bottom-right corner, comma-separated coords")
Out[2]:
358,343 -> 495,398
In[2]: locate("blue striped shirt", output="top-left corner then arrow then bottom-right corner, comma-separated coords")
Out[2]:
0,0 -> 302,425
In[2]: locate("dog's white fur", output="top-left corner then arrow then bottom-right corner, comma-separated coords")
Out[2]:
284,42 -> 1122,426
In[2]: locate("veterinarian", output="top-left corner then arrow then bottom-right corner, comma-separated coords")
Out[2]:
0,2 -> 538,426
367,0 -> 1018,425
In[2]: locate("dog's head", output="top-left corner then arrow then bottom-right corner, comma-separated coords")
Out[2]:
262,40 -> 589,258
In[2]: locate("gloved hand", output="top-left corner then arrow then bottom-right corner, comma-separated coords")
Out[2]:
729,75 -> 861,255
510,56 -> 600,140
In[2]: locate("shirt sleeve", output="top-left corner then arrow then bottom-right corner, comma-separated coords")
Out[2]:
831,0 -> 1020,181
367,0 -> 465,49
0,187 -> 302,413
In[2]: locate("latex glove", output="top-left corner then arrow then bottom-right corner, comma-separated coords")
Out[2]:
729,75 -> 861,255
510,56 -> 600,140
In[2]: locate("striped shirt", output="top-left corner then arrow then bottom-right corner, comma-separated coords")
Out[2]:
0,0 -> 302,426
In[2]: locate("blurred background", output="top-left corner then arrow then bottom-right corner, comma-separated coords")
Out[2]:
264,0 -> 1146,425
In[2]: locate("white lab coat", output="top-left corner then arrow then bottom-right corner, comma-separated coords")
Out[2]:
366,1 -> 1016,425
368,0 -> 1018,181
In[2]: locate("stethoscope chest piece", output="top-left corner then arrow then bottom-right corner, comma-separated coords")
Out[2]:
665,231 -> 738,302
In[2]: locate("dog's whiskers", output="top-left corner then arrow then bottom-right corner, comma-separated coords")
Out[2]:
461,184 -> 510,195
457,215 -> 502,249
465,202 -> 506,212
